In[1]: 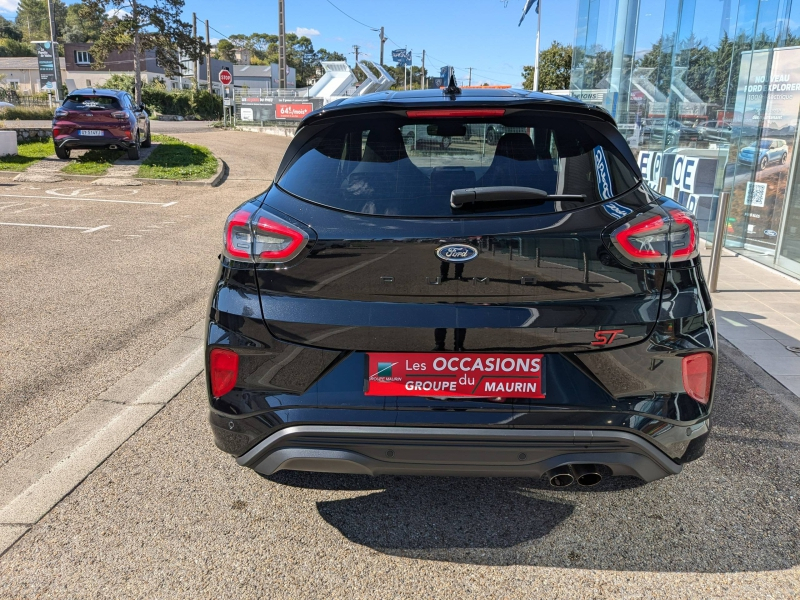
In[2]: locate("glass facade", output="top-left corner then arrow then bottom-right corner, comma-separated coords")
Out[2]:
569,0 -> 800,278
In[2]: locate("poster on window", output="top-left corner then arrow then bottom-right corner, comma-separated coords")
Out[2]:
728,47 -> 800,253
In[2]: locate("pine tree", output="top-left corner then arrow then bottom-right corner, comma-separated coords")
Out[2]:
15,0 -> 66,43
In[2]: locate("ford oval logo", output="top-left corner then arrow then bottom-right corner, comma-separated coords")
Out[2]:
436,243 -> 479,263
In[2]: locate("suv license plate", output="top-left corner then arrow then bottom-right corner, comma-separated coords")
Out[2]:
365,352 -> 545,398
79,130 -> 103,136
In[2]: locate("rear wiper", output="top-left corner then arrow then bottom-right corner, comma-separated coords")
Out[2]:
450,186 -> 586,209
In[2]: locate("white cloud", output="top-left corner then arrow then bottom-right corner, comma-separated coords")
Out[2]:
210,37 -> 220,45
0,0 -> 18,13
296,27 -> 320,36
106,7 -> 131,18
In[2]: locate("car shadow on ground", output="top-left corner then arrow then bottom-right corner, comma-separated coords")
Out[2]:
265,350 -> 800,573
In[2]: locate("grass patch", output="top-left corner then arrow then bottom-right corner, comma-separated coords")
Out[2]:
138,134 -> 217,180
62,148 -> 123,175
0,139 -> 54,171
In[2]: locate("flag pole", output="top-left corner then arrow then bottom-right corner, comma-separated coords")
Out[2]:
533,0 -> 542,91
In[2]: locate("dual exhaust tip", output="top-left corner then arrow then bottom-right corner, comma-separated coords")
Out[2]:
546,464 -> 603,488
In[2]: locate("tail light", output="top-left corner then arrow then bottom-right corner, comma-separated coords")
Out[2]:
608,206 -> 698,265
668,208 -> 698,260
53,127 -> 62,137
54,108 -> 69,118
209,348 -> 239,397
222,204 -> 312,264
111,111 -> 128,118
682,352 -> 713,404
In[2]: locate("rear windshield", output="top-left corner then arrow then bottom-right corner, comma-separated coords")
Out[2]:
277,113 -> 640,217
63,95 -> 121,110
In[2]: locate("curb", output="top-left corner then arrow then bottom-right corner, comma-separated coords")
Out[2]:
0,156 -> 226,187
0,319 -> 206,557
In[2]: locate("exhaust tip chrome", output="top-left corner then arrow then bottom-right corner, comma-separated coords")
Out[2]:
572,464 -> 603,487
546,465 -> 574,487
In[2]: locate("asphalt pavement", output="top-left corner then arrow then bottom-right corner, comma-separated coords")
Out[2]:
0,128 -> 284,465
1,126 -> 799,599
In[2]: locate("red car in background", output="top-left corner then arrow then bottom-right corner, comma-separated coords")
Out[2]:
52,88 -> 151,160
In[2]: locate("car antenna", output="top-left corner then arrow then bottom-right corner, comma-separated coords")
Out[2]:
442,66 -> 461,97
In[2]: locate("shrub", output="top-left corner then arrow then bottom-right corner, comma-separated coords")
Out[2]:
95,76 -> 222,120
0,106 -> 55,120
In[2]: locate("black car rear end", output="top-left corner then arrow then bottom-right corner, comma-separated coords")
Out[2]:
205,89 -> 716,486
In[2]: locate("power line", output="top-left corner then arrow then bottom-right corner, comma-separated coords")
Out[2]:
324,0 -> 378,31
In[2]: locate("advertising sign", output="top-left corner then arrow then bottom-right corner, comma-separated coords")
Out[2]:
365,352 -> 545,398
392,48 -> 411,66
275,103 -> 313,119
35,42 -> 58,90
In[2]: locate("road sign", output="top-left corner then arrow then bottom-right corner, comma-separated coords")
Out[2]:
219,69 -> 233,86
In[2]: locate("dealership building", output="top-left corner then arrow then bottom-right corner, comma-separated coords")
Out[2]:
565,0 -> 800,278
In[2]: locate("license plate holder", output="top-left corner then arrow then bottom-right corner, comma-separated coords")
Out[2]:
79,130 -> 104,136
365,352 -> 545,398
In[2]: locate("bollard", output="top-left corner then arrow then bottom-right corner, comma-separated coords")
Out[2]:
707,192 -> 731,293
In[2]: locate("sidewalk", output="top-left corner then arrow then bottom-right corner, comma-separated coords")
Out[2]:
702,249 -> 800,396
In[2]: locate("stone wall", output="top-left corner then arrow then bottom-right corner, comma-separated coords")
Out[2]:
0,128 -> 52,142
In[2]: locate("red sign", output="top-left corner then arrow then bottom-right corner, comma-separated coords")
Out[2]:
276,103 -> 314,119
218,69 -> 233,85
365,353 -> 545,398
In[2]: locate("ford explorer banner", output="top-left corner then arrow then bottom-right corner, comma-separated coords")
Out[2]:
275,103 -> 314,119
365,352 -> 545,398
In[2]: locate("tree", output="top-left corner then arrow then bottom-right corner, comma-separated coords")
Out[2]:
80,0 -> 207,104
0,16 -> 23,41
16,0 -> 67,43
63,3 -> 106,43
315,48 -> 346,63
0,39 -> 36,56
214,39 -> 236,62
522,41 -> 573,91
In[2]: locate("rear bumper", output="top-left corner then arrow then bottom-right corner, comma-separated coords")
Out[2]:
55,136 -> 134,150
235,425 -> 693,482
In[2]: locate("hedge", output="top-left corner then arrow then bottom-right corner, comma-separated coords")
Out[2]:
98,75 -> 222,119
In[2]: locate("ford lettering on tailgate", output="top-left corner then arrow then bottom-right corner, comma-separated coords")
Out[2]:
365,352 -> 545,398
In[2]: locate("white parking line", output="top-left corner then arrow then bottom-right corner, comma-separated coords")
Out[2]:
0,222 -> 110,233
82,225 -> 111,234
0,194 -> 175,207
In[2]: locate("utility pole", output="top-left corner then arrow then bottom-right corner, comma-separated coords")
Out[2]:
192,13 -> 199,91
206,20 -> 211,93
352,44 -> 360,64
467,67 -> 473,86
379,27 -> 386,65
278,0 -> 286,89
421,49 -> 425,89
46,0 -> 63,101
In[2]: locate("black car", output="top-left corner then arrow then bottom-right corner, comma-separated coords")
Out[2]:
52,88 -> 150,160
206,87 -> 716,487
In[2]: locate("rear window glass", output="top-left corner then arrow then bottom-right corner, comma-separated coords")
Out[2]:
63,95 -> 121,110
277,113 -> 640,217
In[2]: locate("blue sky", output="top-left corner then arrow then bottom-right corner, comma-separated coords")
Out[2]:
4,0 -> 579,86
